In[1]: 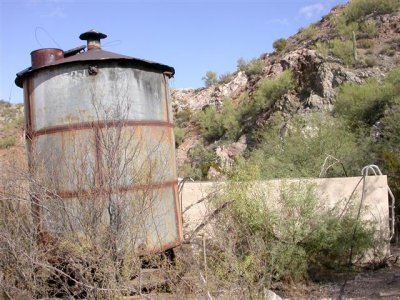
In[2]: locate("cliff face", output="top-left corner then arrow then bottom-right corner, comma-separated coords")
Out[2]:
172,4 -> 400,179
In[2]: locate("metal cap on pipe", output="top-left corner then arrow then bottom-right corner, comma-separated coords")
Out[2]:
79,29 -> 107,50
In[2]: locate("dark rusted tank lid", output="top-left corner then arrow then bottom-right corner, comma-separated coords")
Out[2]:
15,30 -> 175,87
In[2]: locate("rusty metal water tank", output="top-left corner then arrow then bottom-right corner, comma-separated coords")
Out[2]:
15,30 -> 182,253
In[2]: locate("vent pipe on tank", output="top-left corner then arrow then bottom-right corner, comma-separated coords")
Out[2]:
79,29 -> 107,50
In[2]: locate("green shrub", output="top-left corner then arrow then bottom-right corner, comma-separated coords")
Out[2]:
314,42 -> 330,58
329,39 -> 355,65
236,57 -> 247,72
273,38 -> 287,52
186,143 -> 218,179
250,112 -> 370,179
357,38 -> 375,49
237,57 -> 264,77
179,161 -> 203,180
382,105 -> 400,151
197,98 -> 241,142
220,98 -> 241,141
210,175 -> 377,289
314,40 -> 355,65
202,70 -> 218,87
334,75 -> 397,127
174,127 -> 185,147
335,19 -> 359,39
300,24 -> 318,39
344,0 -> 400,23
0,136 -> 16,149
218,72 -> 234,84
174,108 -> 192,127
359,20 -> 378,38
249,70 -> 295,116
197,105 -> 223,142
364,56 -> 377,67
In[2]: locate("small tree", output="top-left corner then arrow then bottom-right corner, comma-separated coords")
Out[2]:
202,71 -> 218,87
273,38 -> 287,52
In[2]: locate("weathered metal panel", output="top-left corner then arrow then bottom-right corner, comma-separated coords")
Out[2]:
41,186 -> 181,252
24,60 -> 181,253
31,65 -> 168,131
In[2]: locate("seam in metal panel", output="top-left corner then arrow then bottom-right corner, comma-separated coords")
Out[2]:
172,182 -> 183,243
162,73 -> 170,123
32,120 -> 174,137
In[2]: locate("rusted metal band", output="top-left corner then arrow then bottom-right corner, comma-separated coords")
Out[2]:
138,237 -> 182,255
57,179 -> 178,199
32,120 -> 174,138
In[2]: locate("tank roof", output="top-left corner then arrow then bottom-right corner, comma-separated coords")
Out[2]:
15,30 -> 175,88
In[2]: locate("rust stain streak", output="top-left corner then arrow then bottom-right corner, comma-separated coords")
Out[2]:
26,78 -> 34,139
162,73 -> 170,123
93,125 -> 103,188
172,182 -> 183,242
139,238 -> 182,255
32,120 -> 174,137
57,180 -> 178,199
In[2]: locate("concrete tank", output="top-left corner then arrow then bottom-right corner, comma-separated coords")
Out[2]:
15,30 -> 182,253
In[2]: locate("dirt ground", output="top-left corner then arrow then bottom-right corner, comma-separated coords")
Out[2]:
306,245 -> 400,300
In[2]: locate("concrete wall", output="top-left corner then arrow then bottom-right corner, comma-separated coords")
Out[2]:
181,176 -> 390,255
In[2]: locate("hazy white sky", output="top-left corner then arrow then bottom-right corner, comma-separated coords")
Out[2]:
0,0 -> 346,103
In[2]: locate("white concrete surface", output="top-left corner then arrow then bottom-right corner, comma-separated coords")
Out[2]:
181,176 -> 391,257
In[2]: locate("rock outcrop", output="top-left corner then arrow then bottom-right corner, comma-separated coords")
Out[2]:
172,8 -> 400,178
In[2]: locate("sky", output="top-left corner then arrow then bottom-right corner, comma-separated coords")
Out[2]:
0,0 -> 347,103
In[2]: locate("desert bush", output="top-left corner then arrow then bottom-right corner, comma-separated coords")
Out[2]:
186,143 -> 219,179
0,136 -> 16,149
344,0 -> 400,23
245,70 -> 295,118
357,38 -> 375,49
314,42 -> 330,58
379,45 -> 397,57
364,56 -> 377,67
174,107 -> 193,127
329,39 -> 355,65
334,19 -> 359,39
273,38 -> 287,52
359,20 -> 378,38
196,98 -> 241,142
202,70 -> 218,87
174,126 -> 185,147
300,24 -> 318,39
334,67 -> 400,241
314,39 -> 354,65
218,72 -> 234,84
207,167 -> 377,295
197,105 -> 223,142
236,57 -> 247,72
334,69 -> 399,128
0,97 -> 179,298
250,112 -> 370,179
237,57 -> 264,77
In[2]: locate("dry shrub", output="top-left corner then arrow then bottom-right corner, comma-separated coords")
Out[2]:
0,98 -> 179,298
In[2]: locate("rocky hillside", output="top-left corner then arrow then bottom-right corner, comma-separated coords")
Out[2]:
0,100 -> 25,168
172,1 -> 400,180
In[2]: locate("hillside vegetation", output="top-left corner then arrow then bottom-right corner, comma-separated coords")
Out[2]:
173,0 -> 400,196
172,4 -> 400,293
